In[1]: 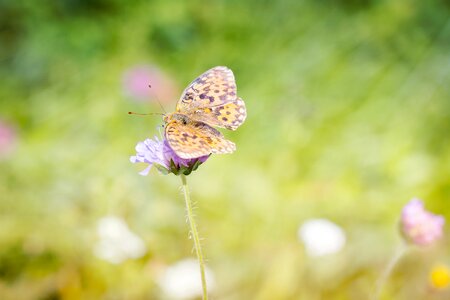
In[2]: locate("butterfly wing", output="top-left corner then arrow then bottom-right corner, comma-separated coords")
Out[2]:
176,66 -> 237,112
165,116 -> 236,159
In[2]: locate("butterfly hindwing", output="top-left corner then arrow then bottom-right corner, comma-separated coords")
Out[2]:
165,115 -> 236,159
190,97 -> 247,130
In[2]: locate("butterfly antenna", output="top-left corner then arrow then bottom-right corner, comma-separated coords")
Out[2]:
148,84 -> 167,114
128,112 -> 164,116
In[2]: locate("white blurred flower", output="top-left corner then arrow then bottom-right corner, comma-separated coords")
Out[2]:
298,218 -> 346,257
157,259 -> 215,299
94,216 -> 147,264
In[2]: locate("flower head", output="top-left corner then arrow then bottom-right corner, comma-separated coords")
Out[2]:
298,218 -> 346,257
130,136 -> 209,176
401,198 -> 445,246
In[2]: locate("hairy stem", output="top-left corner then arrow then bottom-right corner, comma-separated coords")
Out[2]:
180,174 -> 208,300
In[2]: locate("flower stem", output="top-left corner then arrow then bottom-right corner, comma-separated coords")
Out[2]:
373,243 -> 408,300
180,174 -> 208,300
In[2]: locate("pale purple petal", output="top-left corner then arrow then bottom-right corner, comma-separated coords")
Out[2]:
130,136 -> 168,175
135,142 -> 148,153
138,166 -> 152,176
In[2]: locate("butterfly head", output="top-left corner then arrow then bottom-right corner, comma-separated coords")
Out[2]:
163,113 -> 189,125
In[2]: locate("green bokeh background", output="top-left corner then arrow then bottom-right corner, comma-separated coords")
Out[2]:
1,0 -> 449,299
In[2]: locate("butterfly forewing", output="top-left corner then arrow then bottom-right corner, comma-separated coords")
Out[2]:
176,66 -> 237,112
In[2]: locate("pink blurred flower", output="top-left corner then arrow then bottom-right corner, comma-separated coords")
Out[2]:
401,198 -> 445,246
0,120 -> 17,158
123,65 -> 177,103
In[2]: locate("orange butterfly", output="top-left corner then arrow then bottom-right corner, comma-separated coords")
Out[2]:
163,66 -> 247,159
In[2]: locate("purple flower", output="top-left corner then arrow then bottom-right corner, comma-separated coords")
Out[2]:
401,198 -> 445,246
123,65 -> 177,103
130,137 -> 168,175
130,136 -> 209,176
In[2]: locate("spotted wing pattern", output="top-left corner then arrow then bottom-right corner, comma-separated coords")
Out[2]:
191,97 -> 247,130
176,66 -> 237,112
165,117 -> 236,159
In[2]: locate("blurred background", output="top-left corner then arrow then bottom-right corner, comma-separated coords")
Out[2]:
0,0 -> 449,299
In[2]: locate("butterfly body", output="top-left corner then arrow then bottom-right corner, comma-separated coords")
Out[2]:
163,113 -> 190,125
163,66 -> 246,159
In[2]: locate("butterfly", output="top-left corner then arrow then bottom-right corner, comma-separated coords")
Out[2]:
163,66 -> 247,159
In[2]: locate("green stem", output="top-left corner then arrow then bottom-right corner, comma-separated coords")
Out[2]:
180,174 -> 208,300
373,243 -> 408,300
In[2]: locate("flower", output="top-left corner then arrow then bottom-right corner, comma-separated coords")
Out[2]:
429,264 -> 450,290
130,136 -> 168,175
157,259 -> 215,299
401,198 -> 445,246
130,136 -> 209,176
123,65 -> 177,103
0,120 -> 17,159
93,216 -> 147,264
298,218 -> 346,257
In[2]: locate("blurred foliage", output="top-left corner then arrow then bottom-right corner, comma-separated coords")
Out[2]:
0,0 -> 449,299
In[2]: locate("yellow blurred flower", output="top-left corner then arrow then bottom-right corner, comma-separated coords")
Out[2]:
430,265 -> 450,289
